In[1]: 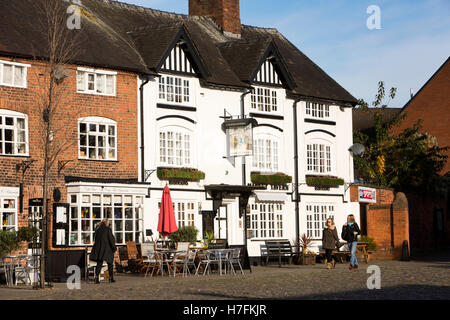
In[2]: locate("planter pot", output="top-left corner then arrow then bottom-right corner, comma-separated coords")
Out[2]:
300,254 -> 316,265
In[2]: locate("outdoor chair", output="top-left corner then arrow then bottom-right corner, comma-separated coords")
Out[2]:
126,241 -> 145,273
176,242 -> 190,257
181,250 -> 197,277
146,251 -> 171,277
0,258 -> 11,286
14,256 -> 32,286
228,248 -> 244,275
141,242 -> 156,260
171,252 -> 187,277
196,250 -> 221,276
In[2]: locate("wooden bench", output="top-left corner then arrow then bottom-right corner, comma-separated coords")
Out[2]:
264,240 -> 294,267
318,250 -> 351,264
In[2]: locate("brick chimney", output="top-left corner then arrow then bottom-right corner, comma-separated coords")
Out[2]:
189,0 -> 241,38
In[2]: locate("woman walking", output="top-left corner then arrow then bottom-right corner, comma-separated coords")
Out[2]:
322,218 -> 339,269
90,219 -> 117,283
341,214 -> 361,270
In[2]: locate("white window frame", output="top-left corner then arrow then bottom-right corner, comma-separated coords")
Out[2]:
305,102 -> 331,119
249,202 -> 284,240
306,140 -> 334,175
68,193 -> 144,245
76,67 -> 117,96
306,204 -> 335,239
158,74 -> 193,106
250,86 -> 280,114
0,109 -> 29,156
252,134 -> 280,173
0,60 -> 30,88
1,197 -> 18,231
78,117 -> 117,161
158,126 -> 193,168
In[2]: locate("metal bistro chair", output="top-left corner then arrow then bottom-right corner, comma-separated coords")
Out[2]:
0,257 -> 12,286
14,256 -> 32,286
196,250 -> 221,276
228,248 -> 244,275
181,250 -> 197,277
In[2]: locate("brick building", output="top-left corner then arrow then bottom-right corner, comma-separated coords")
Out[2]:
0,1 -> 153,260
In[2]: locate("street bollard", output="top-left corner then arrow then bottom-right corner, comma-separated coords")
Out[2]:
401,240 -> 410,261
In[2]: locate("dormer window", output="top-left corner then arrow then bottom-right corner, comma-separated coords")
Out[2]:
251,87 -> 278,113
158,75 -> 191,105
77,68 -> 116,96
306,102 -> 330,119
0,60 -> 29,88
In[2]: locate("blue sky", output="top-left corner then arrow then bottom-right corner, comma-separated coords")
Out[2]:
119,0 -> 450,107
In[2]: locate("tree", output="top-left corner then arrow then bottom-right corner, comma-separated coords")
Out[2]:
354,81 -> 448,193
22,0 -> 84,288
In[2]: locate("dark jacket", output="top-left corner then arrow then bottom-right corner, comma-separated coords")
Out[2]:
90,224 -> 117,264
341,223 -> 361,243
322,227 -> 340,250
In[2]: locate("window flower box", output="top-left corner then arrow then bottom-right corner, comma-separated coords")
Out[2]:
157,167 -> 205,182
306,175 -> 344,188
251,172 -> 292,185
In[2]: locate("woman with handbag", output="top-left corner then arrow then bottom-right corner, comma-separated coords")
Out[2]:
322,218 -> 340,269
341,214 -> 361,270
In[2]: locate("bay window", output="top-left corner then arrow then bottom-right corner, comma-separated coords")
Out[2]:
252,137 -> 280,172
69,193 -> 144,245
77,68 -> 116,96
0,110 -> 28,156
159,128 -> 192,167
78,117 -> 117,161
0,60 -> 29,88
249,203 -> 284,239
158,75 -> 191,104
306,142 -> 333,174
306,204 -> 335,239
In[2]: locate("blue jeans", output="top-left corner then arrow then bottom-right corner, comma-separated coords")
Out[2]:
348,241 -> 359,267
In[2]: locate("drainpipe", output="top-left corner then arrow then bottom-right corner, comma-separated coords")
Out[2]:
293,98 -> 302,255
139,75 -> 151,183
240,88 -> 251,186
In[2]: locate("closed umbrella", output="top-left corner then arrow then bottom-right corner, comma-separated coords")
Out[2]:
157,185 -> 178,238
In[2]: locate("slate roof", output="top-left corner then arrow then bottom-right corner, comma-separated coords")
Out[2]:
353,108 -> 402,132
0,0 -> 357,104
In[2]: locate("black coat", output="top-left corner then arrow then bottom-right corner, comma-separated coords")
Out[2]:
341,223 -> 361,243
322,227 -> 340,250
89,224 -> 117,264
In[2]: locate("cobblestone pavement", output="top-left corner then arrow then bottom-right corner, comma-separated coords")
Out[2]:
1,251 -> 449,300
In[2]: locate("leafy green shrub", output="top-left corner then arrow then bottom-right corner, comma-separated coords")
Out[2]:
359,235 -> 377,251
203,231 -> 215,247
251,172 -> 292,185
306,176 -> 345,187
0,231 -> 21,257
157,168 -> 206,181
17,226 -> 38,242
169,226 -> 199,245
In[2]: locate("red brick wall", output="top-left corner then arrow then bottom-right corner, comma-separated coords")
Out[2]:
0,56 -> 139,253
391,58 -> 450,174
189,0 -> 241,36
350,185 -> 410,259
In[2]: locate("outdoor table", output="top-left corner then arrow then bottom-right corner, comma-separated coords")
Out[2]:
207,249 -> 233,276
356,242 -> 369,263
155,249 -> 185,276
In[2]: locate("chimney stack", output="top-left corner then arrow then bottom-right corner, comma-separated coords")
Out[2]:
189,0 -> 241,38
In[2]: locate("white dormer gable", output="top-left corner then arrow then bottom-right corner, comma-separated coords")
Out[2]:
254,58 -> 282,86
161,43 -> 196,75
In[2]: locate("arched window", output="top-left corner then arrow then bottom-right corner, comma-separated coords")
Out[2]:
306,139 -> 334,174
159,126 -> 193,167
252,133 -> 280,172
0,109 -> 28,156
78,117 -> 117,161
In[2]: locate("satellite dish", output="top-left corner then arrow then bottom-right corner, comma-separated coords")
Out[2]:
54,66 -> 69,83
349,143 -> 365,156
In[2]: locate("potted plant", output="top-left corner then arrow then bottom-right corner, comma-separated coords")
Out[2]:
203,231 -> 215,248
250,172 -> 293,185
295,233 -> 316,265
305,175 -> 345,188
168,226 -> 199,245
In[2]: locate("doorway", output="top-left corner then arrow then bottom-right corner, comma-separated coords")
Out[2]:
360,204 -> 368,236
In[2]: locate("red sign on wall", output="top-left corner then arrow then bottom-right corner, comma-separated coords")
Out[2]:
358,187 -> 377,203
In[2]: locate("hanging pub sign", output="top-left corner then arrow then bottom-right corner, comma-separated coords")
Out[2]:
222,118 -> 257,158
358,186 -> 377,203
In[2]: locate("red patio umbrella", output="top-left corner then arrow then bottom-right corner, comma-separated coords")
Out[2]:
157,185 -> 178,237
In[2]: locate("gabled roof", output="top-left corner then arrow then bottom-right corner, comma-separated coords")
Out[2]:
1,0 -> 358,103
129,24 -> 208,78
219,39 -> 294,89
353,108 -> 402,132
